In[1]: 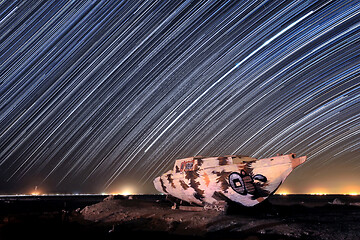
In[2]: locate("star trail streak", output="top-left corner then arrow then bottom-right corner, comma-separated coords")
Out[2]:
0,1 -> 359,194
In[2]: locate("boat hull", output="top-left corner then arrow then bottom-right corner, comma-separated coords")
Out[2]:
154,154 -> 306,207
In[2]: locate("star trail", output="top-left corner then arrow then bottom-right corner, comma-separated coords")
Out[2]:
0,1 -> 359,194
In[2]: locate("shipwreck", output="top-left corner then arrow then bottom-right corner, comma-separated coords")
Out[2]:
154,153 -> 306,208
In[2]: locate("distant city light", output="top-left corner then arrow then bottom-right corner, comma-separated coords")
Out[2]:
120,190 -> 132,196
114,185 -> 136,196
310,192 -> 328,195
31,186 -> 40,195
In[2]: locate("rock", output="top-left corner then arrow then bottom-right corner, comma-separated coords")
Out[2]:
104,195 -> 114,201
331,198 -> 345,205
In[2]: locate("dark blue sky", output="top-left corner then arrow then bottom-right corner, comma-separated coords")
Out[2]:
0,1 -> 359,194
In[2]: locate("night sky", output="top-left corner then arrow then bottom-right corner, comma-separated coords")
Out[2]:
0,1 -> 359,194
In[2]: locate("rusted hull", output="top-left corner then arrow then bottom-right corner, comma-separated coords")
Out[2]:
154,154 -> 306,207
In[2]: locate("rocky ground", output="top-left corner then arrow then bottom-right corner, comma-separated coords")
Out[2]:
1,195 -> 360,239
77,195 -> 360,239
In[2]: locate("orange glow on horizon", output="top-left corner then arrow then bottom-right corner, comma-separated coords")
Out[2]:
276,185 -> 360,195
30,186 -> 41,195
120,190 -> 132,196
110,185 -> 137,196
277,191 -> 289,195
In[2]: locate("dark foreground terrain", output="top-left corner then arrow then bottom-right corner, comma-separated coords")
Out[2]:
1,194 -> 360,240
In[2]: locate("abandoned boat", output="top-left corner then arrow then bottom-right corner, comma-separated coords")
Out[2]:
154,153 -> 306,207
